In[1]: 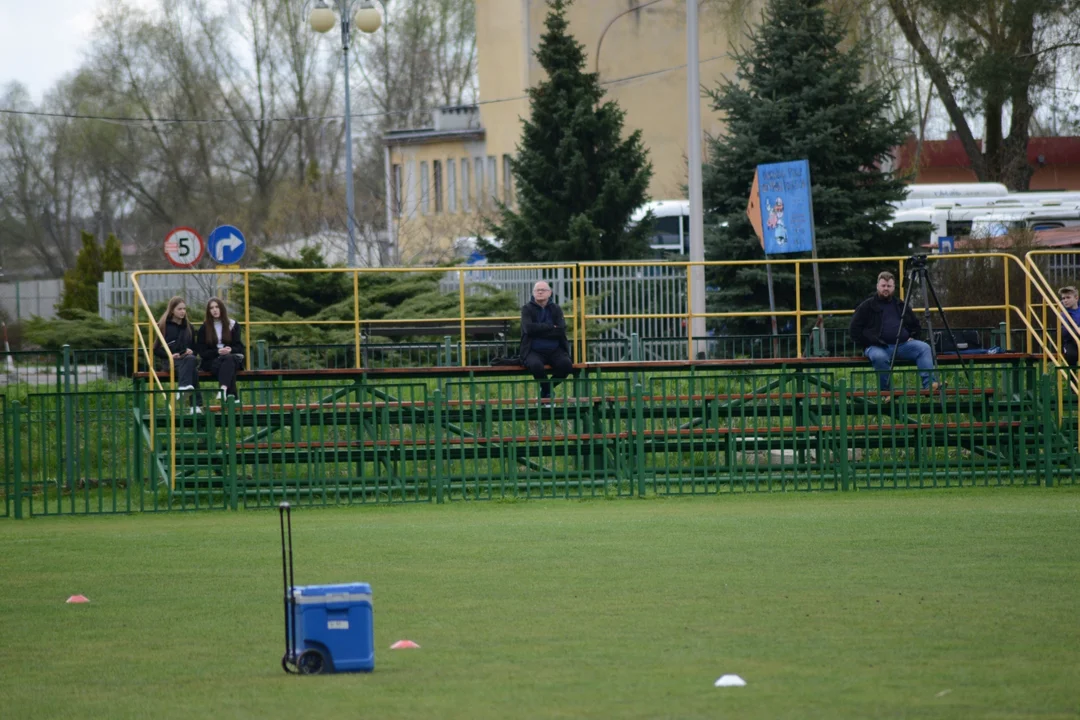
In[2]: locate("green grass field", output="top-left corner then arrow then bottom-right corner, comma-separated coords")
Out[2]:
1,489 -> 1078,719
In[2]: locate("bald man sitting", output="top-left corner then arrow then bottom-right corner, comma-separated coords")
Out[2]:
520,280 -> 573,403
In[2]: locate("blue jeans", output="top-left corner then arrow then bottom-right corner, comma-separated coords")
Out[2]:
864,340 -> 936,390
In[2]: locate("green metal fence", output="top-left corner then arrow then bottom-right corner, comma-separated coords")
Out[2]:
0,346 -> 134,391
2,362 -> 1077,518
1,394 -> 9,518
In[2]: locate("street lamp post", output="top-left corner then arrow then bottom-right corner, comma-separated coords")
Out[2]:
310,0 -> 382,267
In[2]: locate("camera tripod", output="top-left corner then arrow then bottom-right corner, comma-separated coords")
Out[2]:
889,256 -> 974,391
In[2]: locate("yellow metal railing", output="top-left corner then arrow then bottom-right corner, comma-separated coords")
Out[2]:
133,254 -> 1080,486
577,254 -> 1025,359
130,273 -> 177,490
1023,252 -> 1080,428
131,255 -> 1078,373
131,265 -> 580,374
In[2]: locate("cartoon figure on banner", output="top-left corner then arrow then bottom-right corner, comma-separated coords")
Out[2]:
766,197 -> 787,246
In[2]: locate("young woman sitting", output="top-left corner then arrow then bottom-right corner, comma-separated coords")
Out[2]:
153,296 -> 201,412
195,297 -> 245,401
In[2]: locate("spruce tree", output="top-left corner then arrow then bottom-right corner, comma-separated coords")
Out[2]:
483,0 -> 653,263
702,0 -> 917,332
59,230 -> 105,314
102,233 -> 125,273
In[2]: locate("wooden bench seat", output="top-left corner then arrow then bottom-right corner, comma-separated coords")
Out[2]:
223,420 -> 1021,453
134,351 -> 1041,384
193,387 -> 997,415
640,420 -> 1023,437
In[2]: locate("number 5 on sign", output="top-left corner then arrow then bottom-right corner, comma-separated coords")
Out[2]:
164,227 -> 205,268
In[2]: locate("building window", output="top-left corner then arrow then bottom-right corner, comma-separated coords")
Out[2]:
433,159 -> 443,214
391,163 -> 403,216
474,157 -> 485,208
420,161 -> 429,215
502,155 -> 513,207
447,159 -> 457,213
461,159 -> 471,212
487,156 -> 498,204
405,161 -> 416,219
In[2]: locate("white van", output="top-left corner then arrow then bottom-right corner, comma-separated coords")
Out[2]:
632,199 -> 691,256
902,182 -> 1010,201
890,204 -> 1027,242
1005,191 -> 1080,205
970,206 -> 1080,238
893,183 -> 1080,211
892,201 -> 1080,249
892,183 -> 1010,212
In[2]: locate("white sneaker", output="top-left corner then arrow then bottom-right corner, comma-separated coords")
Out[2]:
178,385 -> 194,392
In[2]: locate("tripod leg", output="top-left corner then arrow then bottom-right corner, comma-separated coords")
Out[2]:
887,267 -> 920,396
924,273 -> 975,387
918,267 -> 939,394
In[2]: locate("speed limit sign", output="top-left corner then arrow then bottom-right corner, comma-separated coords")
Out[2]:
163,226 -> 205,268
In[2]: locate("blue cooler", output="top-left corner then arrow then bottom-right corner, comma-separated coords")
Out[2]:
290,582 -> 374,673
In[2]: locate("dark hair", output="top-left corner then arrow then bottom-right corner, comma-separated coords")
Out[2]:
202,297 -> 232,344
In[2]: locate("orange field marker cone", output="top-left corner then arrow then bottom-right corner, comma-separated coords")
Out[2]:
66,595 -> 90,604
390,640 -> 420,649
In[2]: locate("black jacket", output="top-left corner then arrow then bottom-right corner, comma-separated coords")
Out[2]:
153,319 -> 195,359
195,319 -> 246,369
519,299 -> 570,358
849,293 -> 921,349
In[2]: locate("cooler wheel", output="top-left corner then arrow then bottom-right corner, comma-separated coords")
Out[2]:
297,649 -> 326,675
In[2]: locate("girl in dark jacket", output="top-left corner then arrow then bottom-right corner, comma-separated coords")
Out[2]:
195,297 -> 245,401
153,296 -> 201,411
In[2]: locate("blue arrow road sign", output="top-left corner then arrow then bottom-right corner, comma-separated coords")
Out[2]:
207,225 -> 246,264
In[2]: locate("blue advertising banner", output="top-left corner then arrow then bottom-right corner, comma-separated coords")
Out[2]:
756,159 -> 814,255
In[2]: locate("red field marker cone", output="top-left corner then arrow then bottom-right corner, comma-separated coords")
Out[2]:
390,640 -> 420,649
66,595 -> 90,604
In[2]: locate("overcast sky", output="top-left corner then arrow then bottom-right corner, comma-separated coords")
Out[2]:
0,0 -> 157,101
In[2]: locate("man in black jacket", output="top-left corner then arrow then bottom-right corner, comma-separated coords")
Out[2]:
849,271 -> 938,396
520,280 -> 573,402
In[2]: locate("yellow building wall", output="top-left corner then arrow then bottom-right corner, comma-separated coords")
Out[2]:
388,139 -> 510,264
477,0 -> 746,199
389,1 -> 752,263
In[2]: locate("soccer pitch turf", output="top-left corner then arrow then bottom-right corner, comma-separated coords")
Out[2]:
1,488 -> 1078,720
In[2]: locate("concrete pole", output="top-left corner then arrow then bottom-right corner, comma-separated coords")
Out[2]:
687,0 -> 707,358
340,4 -> 358,268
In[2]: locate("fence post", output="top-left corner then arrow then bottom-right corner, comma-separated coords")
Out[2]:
256,339 -> 269,370
62,344 -> 76,493
433,388 -> 445,504
994,321 -> 1007,351
837,378 -> 850,492
633,383 -> 646,497
630,333 -> 642,386
226,397 -> 240,510
1040,373 -> 1055,488
12,401 -> 23,519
